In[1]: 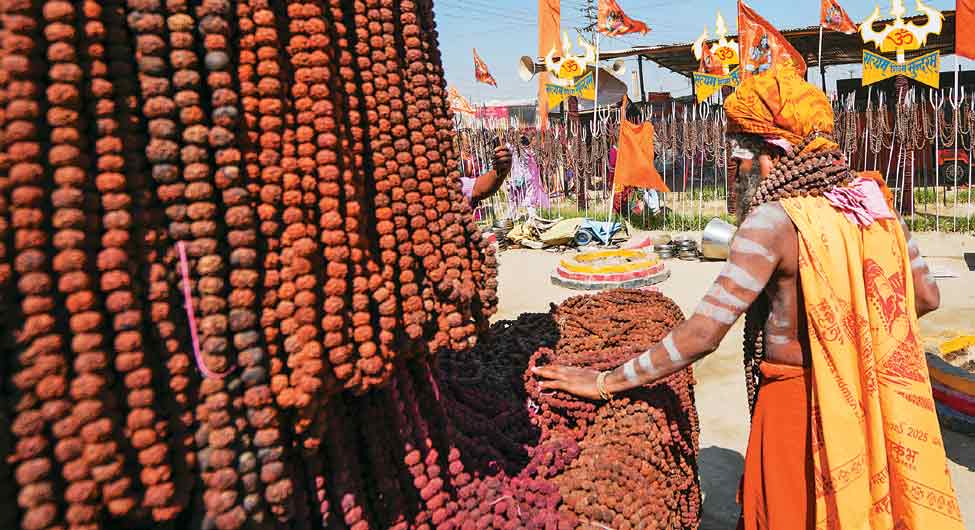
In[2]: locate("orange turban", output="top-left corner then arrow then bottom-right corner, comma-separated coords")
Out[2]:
724,65 -> 837,154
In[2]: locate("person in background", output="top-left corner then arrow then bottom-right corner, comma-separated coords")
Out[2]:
461,144 -> 512,208
533,65 -> 962,530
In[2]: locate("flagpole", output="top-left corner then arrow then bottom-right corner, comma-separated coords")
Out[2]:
818,24 -> 825,90
595,31 -> 610,225
953,52 -> 960,231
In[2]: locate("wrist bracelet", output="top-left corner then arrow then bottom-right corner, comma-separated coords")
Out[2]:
596,371 -> 612,401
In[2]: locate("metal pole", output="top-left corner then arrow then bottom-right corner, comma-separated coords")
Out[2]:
953,55 -> 960,232
638,55 -> 646,103
818,25 -> 826,90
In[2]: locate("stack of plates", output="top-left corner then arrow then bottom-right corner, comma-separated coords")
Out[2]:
492,218 -> 514,250
654,243 -> 675,259
676,238 -> 700,261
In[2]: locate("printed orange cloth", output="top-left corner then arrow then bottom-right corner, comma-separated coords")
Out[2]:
780,195 -> 963,530
597,0 -> 649,37
738,362 -> 815,530
724,64 -> 836,153
821,0 -> 858,35
613,101 -> 669,193
738,0 -> 806,80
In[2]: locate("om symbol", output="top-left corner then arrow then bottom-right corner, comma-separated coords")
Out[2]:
885,28 -> 916,48
563,60 -> 579,73
715,48 -> 734,61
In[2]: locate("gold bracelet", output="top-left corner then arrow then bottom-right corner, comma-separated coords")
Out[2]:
596,371 -> 612,401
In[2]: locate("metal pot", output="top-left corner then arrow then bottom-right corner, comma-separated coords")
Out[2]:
701,218 -> 737,260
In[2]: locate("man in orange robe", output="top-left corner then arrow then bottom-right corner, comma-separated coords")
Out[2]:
534,65 -> 964,529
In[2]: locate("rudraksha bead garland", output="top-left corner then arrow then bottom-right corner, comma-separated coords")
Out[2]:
84,0 -> 175,522
45,2 -> 119,528
235,0 -> 295,523
279,1 -> 333,443
0,1 -> 711,528
7,1 -> 68,528
741,131 -> 855,415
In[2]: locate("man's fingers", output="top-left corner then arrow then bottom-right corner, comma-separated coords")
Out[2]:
531,365 -> 565,380
538,380 -> 565,392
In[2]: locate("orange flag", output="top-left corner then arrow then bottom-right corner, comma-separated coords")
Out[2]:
958,0 -> 975,60
738,0 -> 806,79
473,48 -> 497,87
698,41 -> 724,74
538,0 -> 561,129
597,0 -> 649,37
821,0 -> 857,34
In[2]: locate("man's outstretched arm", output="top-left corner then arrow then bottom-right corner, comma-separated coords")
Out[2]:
898,217 -> 940,317
534,203 -> 792,399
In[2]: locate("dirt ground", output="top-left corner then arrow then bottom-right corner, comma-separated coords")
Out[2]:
493,230 -> 975,529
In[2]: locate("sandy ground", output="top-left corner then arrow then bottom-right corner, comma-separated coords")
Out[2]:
493,230 -> 975,529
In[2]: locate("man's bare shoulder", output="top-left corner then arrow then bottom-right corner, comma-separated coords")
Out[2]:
739,202 -> 795,238
735,202 -> 798,267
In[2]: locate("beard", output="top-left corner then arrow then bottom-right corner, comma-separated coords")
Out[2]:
734,164 -> 763,224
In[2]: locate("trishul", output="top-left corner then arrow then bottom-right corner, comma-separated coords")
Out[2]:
692,11 -> 740,73
544,32 -> 596,88
860,0 -> 943,64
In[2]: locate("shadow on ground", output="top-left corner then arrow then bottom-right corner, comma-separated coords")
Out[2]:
699,446 -> 744,530
944,429 -> 975,472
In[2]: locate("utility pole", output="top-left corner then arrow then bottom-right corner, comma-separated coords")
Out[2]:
580,0 -> 597,36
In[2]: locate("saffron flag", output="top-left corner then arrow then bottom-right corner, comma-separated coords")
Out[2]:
958,0 -> 975,60
447,86 -> 475,115
538,0 -> 561,129
597,0 -> 649,37
738,0 -> 806,79
821,0 -> 857,34
473,48 -> 497,87
698,40 -> 725,74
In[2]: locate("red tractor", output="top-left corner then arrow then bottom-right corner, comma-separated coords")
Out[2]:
937,148 -> 970,187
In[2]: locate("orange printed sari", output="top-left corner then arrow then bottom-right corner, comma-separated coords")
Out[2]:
780,196 -> 963,530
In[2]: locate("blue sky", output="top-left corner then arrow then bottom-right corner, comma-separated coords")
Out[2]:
435,0 -> 961,104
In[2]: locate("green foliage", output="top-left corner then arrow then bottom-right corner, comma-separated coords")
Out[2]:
904,214 -> 975,233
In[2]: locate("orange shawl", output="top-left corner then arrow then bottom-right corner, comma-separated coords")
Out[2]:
781,196 -> 963,530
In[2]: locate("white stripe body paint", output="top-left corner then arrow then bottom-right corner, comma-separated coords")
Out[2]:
740,203 -> 790,232
623,360 -> 640,384
731,235 -> 775,262
694,300 -> 738,325
706,283 -> 748,310
769,312 -> 791,329
911,255 -> 927,270
924,271 -> 937,286
767,334 -> 791,345
663,334 -> 682,362
637,351 -> 655,373
718,262 -> 764,293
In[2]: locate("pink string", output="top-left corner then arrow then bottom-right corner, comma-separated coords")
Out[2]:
177,241 -> 229,379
